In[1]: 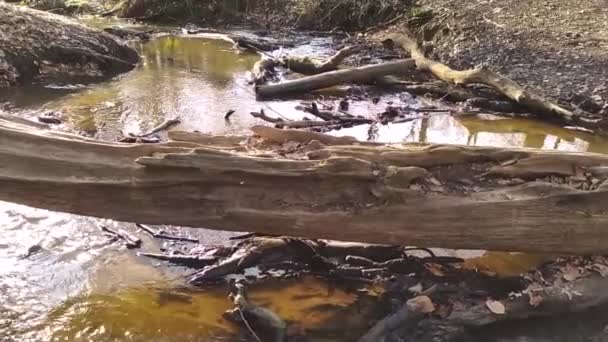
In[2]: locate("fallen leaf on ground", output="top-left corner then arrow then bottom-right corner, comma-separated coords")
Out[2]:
528,292 -> 543,307
424,263 -> 445,277
486,299 -> 506,315
407,295 -> 436,314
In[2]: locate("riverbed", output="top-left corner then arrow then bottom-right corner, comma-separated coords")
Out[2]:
2,25 -> 608,342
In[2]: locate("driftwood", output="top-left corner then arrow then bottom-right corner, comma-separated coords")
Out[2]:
136,223 -> 199,243
138,252 -> 217,267
383,32 -> 595,126
100,225 -> 142,249
250,45 -> 359,85
4,114 -> 608,253
251,109 -> 372,130
282,45 -> 361,75
130,118 -> 180,137
250,58 -> 278,85
256,59 -> 416,99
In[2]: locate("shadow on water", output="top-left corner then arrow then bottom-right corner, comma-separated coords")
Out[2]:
3,31 -> 608,342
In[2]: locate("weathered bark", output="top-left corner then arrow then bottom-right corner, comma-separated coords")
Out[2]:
283,46 -> 361,75
383,32 -> 590,125
250,58 -> 278,85
4,114 -> 608,254
256,59 -> 416,99
0,3 -> 138,87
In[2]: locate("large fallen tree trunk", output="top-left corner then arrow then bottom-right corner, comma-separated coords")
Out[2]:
256,59 -> 416,99
3,115 -> 608,254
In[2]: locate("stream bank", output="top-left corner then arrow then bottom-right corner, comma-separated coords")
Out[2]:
0,3 -> 138,88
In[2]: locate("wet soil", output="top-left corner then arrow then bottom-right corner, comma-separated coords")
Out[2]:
0,3 -> 138,88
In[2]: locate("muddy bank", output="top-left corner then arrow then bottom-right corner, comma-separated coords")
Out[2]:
0,3 -> 138,87
20,0 -> 111,14
407,0 -> 608,115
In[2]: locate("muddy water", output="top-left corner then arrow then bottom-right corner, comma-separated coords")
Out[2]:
2,30 -> 608,341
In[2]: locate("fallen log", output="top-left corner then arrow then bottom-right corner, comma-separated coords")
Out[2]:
282,46 -> 361,75
4,115 -> 608,253
250,58 -> 278,85
383,32 -> 598,127
256,59 -> 416,99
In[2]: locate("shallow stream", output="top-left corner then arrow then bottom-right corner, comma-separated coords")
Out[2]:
2,24 -> 608,342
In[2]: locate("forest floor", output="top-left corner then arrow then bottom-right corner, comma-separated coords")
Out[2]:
401,0 -> 608,115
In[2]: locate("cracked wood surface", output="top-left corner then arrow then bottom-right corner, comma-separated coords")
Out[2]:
2,115 -> 608,253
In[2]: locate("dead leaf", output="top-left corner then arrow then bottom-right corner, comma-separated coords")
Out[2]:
406,295 -> 436,314
592,263 -> 608,277
486,299 -> 506,315
424,263 -> 445,277
528,292 -> 543,307
408,283 -> 423,294
561,265 -> 583,282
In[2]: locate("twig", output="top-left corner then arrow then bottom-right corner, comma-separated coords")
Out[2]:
403,247 -> 436,258
225,109 -> 236,120
101,225 -> 142,249
237,308 -> 263,342
136,223 -> 199,243
138,252 -> 217,267
229,232 -> 273,240
131,118 -> 180,137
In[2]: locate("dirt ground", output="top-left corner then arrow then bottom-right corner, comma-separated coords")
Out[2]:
0,3 -> 138,87
408,0 -> 608,115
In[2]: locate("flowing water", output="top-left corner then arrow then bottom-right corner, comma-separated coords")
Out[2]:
2,25 -> 608,342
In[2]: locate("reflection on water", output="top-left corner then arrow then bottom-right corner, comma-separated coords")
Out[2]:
40,276 -> 358,342
332,114 -> 608,153
3,31 -> 608,342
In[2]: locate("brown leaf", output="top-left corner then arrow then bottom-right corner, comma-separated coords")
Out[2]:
424,263 -> 445,277
561,265 -> 583,282
486,299 -> 506,315
528,292 -> 543,307
592,263 -> 608,277
407,295 -> 436,314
